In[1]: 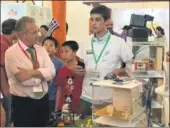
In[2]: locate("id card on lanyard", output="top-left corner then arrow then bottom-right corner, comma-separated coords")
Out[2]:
90,34 -> 111,82
18,43 -> 44,96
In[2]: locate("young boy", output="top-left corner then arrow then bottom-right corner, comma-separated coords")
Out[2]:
42,36 -> 63,115
55,41 -> 85,114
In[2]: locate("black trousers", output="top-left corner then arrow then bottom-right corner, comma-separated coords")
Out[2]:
49,100 -> 55,116
80,99 -> 92,116
12,94 -> 49,127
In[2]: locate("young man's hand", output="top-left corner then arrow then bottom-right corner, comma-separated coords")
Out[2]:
71,65 -> 86,76
112,67 -> 132,77
112,68 -> 128,76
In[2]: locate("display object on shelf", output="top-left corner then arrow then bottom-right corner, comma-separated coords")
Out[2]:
92,80 -> 144,121
133,59 -> 155,71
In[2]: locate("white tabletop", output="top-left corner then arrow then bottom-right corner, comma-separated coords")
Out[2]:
92,80 -> 142,90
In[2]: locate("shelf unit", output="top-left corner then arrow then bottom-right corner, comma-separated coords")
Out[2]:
132,40 -> 167,127
90,41 -> 167,127
91,80 -> 146,127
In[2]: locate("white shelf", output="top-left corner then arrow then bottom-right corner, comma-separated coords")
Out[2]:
155,85 -> 169,97
92,80 -> 142,89
131,70 -> 164,78
151,100 -> 163,109
132,41 -> 165,47
94,114 -> 146,127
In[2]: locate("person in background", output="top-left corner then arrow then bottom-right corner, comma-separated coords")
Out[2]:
148,28 -> 153,36
55,41 -> 85,114
5,16 -> 55,127
65,22 -> 83,62
155,26 -> 166,42
42,36 -> 63,116
106,19 -> 120,37
150,26 -> 166,59
66,22 -> 68,35
147,28 -> 154,42
120,25 -> 132,42
66,22 -> 74,41
0,18 -> 17,127
80,5 -> 133,117
39,25 -> 49,44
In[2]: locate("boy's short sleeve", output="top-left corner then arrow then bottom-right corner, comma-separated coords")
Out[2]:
55,68 -> 63,87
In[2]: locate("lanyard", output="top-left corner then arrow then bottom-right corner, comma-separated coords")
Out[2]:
18,43 -> 39,69
91,34 -> 111,65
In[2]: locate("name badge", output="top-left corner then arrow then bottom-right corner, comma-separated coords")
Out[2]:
33,85 -> 44,97
90,70 -> 100,82
86,50 -> 93,55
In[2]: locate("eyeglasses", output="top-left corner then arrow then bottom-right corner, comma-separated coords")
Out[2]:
25,30 -> 39,36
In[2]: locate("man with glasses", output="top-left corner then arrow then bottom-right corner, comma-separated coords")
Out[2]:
5,16 -> 55,127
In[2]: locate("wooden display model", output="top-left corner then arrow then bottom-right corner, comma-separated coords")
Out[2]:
92,80 -> 144,121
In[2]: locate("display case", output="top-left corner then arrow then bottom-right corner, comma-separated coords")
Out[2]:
91,80 -> 146,127
90,40 -> 167,127
131,40 -> 167,127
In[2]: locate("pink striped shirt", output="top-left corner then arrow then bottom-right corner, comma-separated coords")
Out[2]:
5,40 -> 56,99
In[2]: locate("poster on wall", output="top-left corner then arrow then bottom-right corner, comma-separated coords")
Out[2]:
38,7 -> 52,26
43,7 -> 53,26
1,3 -> 52,27
26,4 -> 39,25
38,7 -> 44,26
1,3 -> 25,23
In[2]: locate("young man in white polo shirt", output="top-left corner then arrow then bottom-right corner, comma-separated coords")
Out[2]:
80,5 -> 133,117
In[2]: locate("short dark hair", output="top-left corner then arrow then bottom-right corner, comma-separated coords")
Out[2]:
40,25 -> 48,31
62,40 -> 79,52
90,5 -> 110,21
156,26 -> 165,35
42,36 -> 58,48
2,19 -> 17,35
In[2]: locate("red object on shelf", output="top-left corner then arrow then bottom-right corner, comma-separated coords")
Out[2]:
133,61 -> 149,71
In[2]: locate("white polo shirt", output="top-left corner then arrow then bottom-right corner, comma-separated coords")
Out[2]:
81,32 -> 133,103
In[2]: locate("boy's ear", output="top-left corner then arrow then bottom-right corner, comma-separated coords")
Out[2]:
105,19 -> 110,26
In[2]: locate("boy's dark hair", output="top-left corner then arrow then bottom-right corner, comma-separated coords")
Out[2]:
90,5 -> 110,21
156,26 -> 165,35
62,40 -> 79,52
2,19 -> 17,35
40,25 -> 49,31
42,36 -> 58,48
